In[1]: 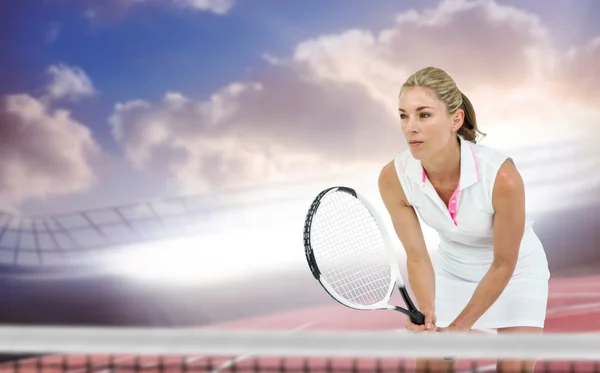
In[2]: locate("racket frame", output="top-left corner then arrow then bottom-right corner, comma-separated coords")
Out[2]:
304,186 -> 424,324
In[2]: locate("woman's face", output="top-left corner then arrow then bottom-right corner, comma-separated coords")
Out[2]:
398,87 -> 463,160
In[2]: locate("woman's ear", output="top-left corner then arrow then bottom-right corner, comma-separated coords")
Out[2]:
452,109 -> 465,131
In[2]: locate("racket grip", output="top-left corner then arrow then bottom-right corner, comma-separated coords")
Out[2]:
409,310 -> 425,325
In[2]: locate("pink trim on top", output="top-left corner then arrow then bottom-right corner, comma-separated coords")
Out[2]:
448,187 -> 460,226
469,145 -> 481,181
421,162 -> 458,225
418,145 -> 478,226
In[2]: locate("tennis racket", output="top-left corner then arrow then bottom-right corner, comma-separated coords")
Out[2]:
303,185 -> 425,325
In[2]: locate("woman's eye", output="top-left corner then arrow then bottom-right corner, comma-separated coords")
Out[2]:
420,113 -> 430,118
400,114 -> 407,119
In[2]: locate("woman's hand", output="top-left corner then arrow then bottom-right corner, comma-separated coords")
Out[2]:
405,309 -> 437,332
436,322 -> 471,333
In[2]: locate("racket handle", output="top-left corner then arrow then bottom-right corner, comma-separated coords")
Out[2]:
409,310 -> 425,325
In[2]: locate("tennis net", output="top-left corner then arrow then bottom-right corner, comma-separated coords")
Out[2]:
0,326 -> 598,373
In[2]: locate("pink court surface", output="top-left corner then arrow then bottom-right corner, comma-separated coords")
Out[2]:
2,275 -> 600,373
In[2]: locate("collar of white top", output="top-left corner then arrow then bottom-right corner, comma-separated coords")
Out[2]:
405,135 -> 481,191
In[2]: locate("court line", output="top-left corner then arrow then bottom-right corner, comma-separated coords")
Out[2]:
549,293 -> 600,298
547,301 -> 600,316
549,285 -> 600,291
209,321 -> 317,373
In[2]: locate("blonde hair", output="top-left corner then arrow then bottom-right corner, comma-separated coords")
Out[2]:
400,67 -> 486,143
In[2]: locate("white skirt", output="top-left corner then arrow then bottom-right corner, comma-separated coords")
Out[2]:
432,244 -> 550,330
434,271 -> 549,329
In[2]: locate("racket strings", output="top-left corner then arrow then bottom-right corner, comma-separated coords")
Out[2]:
331,266 -> 391,305
310,191 -> 393,306
327,258 -> 390,297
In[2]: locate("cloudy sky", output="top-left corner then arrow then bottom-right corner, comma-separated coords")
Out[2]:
2,0 -> 599,216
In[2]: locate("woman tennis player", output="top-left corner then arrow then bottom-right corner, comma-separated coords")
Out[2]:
378,67 -> 550,372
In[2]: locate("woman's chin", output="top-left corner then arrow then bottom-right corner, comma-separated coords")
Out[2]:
408,143 -> 426,159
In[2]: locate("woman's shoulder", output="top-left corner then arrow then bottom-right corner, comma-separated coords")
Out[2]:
379,149 -> 411,185
393,148 -> 413,164
469,141 -> 512,171
379,149 -> 413,182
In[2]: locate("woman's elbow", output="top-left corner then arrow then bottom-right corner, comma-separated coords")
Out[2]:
491,256 -> 518,276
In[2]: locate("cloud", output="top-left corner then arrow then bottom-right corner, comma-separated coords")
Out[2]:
110,0 -> 600,193
0,94 -> 101,210
65,0 -> 234,19
167,0 -> 233,14
45,64 -> 96,102
109,75 -> 400,194
292,0 -> 555,98
560,36 -> 600,105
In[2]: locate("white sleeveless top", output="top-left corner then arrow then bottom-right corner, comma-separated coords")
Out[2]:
394,135 -> 549,284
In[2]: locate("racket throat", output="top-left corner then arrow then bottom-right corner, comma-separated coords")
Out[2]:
395,287 -> 426,325
392,306 -> 425,325
398,287 -> 418,311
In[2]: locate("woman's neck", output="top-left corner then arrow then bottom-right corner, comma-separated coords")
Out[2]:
421,136 -> 461,185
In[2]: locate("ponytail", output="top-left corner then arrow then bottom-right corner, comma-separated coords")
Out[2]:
457,92 -> 486,143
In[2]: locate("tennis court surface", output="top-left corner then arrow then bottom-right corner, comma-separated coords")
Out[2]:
0,275 -> 599,373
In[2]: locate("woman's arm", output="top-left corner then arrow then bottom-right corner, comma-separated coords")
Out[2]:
378,161 -> 436,330
446,159 -> 525,331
